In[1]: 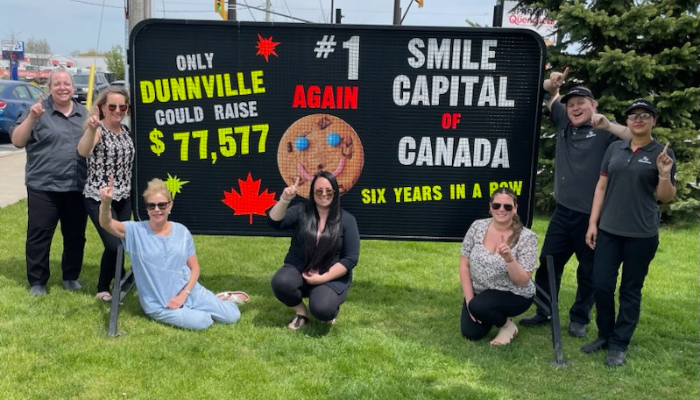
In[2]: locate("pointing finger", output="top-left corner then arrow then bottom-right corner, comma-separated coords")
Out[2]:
37,93 -> 43,104
561,67 -> 569,79
663,142 -> 669,154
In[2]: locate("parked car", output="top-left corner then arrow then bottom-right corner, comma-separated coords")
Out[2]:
73,73 -> 110,103
110,80 -> 129,94
0,80 -> 45,143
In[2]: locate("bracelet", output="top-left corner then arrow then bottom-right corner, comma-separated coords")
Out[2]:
184,289 -> 191,295
278,198 -> 291,205
658,175 -> 670,181
99,204 -> 111,214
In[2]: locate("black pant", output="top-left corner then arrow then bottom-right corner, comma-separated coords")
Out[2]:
271,265 -> 349,321
533,205 -> 595,324
593,230 -> 658,352
461,289 -> 533,341
85,197 -> 132,292
26,188 -> 87,286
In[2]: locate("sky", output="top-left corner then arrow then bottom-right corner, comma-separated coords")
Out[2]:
2,0 -> 499,56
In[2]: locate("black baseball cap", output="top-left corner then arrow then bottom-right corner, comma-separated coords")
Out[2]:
560,87 -> 595,104
625,99 -> 657,117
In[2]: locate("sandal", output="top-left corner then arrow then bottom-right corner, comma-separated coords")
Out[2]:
216,291 -> 250,305
288,314 -> 309,331
490,320 -> 519,346
95,291 -> 112,302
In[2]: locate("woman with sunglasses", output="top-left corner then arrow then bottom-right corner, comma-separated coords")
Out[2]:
459,187 -> 538,345
78,87 -> 135,302
98,177 -> 250,330
583,100 -> 676,367
268,171 -> 360,330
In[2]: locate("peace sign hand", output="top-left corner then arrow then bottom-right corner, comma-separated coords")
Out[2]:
281,176 -> 301,201
656,143 -> 674,176
29,94 -> 45,119
498,235 -> 515,263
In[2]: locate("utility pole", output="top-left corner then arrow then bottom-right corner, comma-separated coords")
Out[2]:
228,0 -> 237,21
265,0 -> 271,22
128,0 -> 152,36
393,0 -> 401,25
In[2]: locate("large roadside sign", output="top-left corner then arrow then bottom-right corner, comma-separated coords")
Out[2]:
129,20 -> 545,240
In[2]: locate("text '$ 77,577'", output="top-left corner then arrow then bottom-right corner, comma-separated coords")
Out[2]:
149,124 -> 270,164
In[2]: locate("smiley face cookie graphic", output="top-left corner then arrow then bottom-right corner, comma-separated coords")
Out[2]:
278,114 -> 364,198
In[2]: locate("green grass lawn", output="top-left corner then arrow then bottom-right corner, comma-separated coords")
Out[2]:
0,200 -> 697,400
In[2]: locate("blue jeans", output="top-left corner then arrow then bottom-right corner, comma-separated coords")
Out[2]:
147,285 -> 240,330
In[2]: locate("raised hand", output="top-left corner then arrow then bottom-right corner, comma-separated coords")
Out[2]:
550,67 -> 569,88
87,105 -> 101,130
100,176 -> 115,204
29,94 -> 45,119
656,143 -> 673,176
498,235 -> 515,263
281,176 -> 301,201
591,113 -> 611,129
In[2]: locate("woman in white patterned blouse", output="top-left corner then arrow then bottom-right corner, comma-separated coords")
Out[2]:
77,86 -> 134,302
459,187 -> 539,345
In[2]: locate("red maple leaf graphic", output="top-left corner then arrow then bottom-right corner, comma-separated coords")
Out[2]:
255,34 -> 280,62
222,173 -> 277,224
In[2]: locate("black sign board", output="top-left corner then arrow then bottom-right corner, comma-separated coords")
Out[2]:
129,20 -> 545,240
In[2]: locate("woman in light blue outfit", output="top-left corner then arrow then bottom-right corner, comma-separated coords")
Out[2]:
98,177 -> 249,330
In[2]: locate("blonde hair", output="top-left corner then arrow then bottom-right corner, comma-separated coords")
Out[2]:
142,178 -> 172,202
48,67 -> 74,87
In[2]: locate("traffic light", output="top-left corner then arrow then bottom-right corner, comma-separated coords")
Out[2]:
416,0 -> 424,8
215,0 -> 228,20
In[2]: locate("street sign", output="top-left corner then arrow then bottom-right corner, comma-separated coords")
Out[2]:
129,20 -> 545,240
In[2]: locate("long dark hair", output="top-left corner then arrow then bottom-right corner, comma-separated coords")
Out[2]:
490,187 -> 523,247
301,171 -> 342,273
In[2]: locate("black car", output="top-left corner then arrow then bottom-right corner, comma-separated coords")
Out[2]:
73,73 -> 110,103
0,80 -> 45,143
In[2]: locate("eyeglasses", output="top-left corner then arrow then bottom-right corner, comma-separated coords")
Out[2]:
146,201 -> 170,210
491,202 -> 514,211
314,188 -> 335,196
107,104 -> 129,112
627,113 -> 653,121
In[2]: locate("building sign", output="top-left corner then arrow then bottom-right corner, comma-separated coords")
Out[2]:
130,20 -> 545,240
500,1 -> 557,46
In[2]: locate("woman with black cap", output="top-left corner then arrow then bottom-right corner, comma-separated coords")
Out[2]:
583,99 -> 676,367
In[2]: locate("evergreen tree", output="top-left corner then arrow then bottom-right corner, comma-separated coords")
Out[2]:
521,0 -> 700,221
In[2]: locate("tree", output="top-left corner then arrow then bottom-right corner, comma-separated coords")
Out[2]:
520,0 -> 700,222
25,38 -> 51,66
103,45 -> 125,80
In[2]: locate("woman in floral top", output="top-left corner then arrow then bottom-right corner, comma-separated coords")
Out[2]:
77,87 -> 134,302
459,187 -> 538,345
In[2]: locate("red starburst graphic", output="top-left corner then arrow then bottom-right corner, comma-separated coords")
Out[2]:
255,34 -> 280,62
222,173 -> 277,224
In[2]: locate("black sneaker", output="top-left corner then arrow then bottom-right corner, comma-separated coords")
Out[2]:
568,321 -> 587,338
520,313 -> 551,327
605,349 -> 626,367
581,338 -> 608,354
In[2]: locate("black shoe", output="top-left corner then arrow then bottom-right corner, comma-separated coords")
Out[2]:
62,280 -> 82,291
568,321 -> 587,338
29,285 -> 47,296
605,349 -> 626,367
520,313 -> 551,327
581,338 -> 608,354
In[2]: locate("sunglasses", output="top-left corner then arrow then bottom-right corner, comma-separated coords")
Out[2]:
146,201 -> 170,211
314,188 -> 335,196
491,202 -> 514,211
627,112 -> 653,121
107,103 -> 129,112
